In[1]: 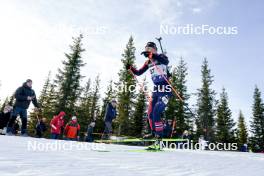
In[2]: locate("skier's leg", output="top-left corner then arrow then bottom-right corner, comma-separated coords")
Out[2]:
153,95 -> 169,137
147,94 -> 158,133
20,109 -> 28,135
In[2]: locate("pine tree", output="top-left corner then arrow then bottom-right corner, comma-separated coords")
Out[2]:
37,73 -> 57,121
0,97 -> 9,112
8,95 -> 15,106
237,110 -> 248,147
196,58 -> 216,141
54,34 -> 86,115
116,36 -> 137,135
44,81 -> 58,116
38,71 -> 52,108
250,86 -> 264,152
77,78 -> 92,133
215,88 -> 235,143
132,77 -> 147,137
28,72 -> 55,137
89,75 -> 101,122
165,58 -> 191,136
27,110 -> 39,136
0,95 -> 15,112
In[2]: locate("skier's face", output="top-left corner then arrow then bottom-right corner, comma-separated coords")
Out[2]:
26,81 -> 32,88
145,46 -> 157,54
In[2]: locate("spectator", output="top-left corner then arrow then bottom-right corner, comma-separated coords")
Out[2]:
36,118 -> 47,138
64,116 -> 80,141
163,119 -> 172,138
50,111 -> 66,139
0,105 -> 13,132
102,99 -> 117,140
85,121 -> 95,142
6,79 -> 39,136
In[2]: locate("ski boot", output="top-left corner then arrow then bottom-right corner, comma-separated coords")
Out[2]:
143,133 -> 154,139
146,135 -> 162,151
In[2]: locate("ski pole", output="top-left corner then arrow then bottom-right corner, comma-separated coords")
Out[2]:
148,52 -> 196,118
155,37 -> 164,53
154,38 -> 196,117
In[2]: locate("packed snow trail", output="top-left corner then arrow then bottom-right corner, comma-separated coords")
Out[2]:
0,136 -> 264,176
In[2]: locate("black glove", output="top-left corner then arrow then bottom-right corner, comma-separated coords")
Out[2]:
141,51 -> 151,58
126,63 -> 131,70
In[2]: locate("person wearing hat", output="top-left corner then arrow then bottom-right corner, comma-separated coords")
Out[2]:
126,42 -> 172,144
6,79 -> 39,136
102,99 -> 117,139
64,116 -> 80,141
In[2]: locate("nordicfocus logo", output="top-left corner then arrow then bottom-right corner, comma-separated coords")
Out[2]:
160,140 -> 238,151
27,141 -> 106,152
160,24 -> 238,35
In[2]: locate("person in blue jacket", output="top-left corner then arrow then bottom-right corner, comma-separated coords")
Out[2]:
85,121 -> 95,142
102,99 -> 117,139
126,42 -> 172,140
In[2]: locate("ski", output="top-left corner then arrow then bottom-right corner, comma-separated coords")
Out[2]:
94,138 -> 188,143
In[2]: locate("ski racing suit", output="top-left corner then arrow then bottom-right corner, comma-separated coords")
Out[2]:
130,53 -> 172,137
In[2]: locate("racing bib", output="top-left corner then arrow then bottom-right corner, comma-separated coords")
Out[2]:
149,64 -> 168,83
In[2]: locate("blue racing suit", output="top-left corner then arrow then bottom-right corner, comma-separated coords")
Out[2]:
130,53 -> 172,136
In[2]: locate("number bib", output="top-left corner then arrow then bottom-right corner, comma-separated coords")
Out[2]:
149,64 -> 168,84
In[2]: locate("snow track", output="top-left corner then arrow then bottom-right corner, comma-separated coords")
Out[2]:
0,135 -> 263,176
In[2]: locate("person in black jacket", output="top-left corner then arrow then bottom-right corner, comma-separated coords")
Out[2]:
102,99 -> 117,139
6,79 -> 39,136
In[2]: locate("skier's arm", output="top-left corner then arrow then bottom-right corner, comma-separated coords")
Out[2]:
129,61 -> 149,76
15,87 -> 28,101
153,54 -> 169,65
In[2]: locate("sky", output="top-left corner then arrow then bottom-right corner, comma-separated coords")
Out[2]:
0,0 -> 263,126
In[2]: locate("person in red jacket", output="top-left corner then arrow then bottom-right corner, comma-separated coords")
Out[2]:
64,116 -> 80,141
50,111 -> 66,139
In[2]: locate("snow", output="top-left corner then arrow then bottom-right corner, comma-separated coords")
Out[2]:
0,135 -> 264,176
